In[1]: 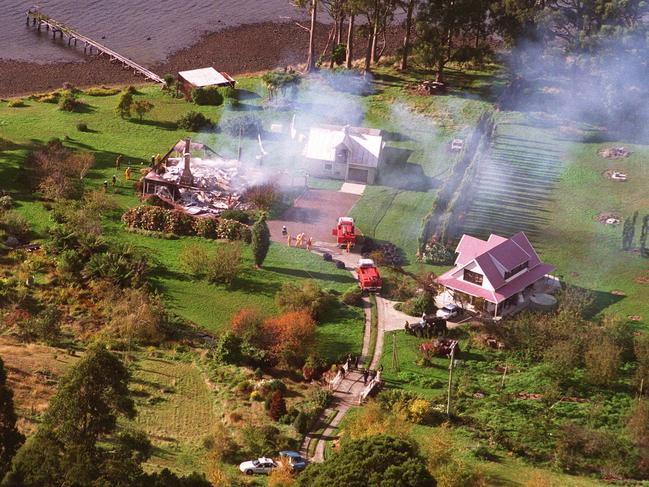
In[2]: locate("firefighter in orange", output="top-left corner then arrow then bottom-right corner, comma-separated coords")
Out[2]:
295,233 -> 304,248
346,240 -> 352,253
124,166 -> 132,181
286,233 -> 292,247
306,236 -> 313,251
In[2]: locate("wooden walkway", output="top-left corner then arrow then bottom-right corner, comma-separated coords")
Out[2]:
25,9 -> 165,85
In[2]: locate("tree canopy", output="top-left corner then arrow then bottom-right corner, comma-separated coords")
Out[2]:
297,434 -> 436,486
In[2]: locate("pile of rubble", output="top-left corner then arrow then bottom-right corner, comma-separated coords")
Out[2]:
603,170 -> 629,182
595,212 -> 620,225
158,156 -> 254,215
411,80 -> 446,96
599,146 -> 632,159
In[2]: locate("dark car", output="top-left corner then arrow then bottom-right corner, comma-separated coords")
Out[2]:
279,451 -> 308,471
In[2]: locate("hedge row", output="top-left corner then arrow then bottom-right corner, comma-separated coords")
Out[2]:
122,205 -> 251,241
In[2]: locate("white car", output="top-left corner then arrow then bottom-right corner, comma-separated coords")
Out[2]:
436,304 -> 461,319
239,457 -> 278,475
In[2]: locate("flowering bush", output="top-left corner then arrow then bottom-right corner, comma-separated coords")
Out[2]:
122,206 -> 249,241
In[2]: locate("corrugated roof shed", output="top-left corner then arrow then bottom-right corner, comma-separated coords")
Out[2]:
178,67 -> 235,87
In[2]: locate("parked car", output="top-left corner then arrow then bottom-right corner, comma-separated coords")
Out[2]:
436,303 -> 461,320
279,450 -> 308,471
238,457 -> 277,475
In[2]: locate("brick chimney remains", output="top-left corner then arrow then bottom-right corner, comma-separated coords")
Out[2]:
179,137 -> 194,186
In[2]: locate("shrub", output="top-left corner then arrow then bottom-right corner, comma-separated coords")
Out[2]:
106,287 -> 166,345
133,100 -> 154,120
421,240 -> 455,265
293,411 -> 309,434
82,245 -> 148,288
332,43 -> 346,65
180,244 -> 210,278
191,86 -> 224,106
342,285 -> 363,306
176,111 -> 212,131
115,91 -> 134,118
85,86 -> 120,96
220,209 -> 252,224
125,85 -> 138,95
0,195 -> 13,210
584,335 -> 621,386
58,90 -> 79,112
214,331 -> 243,365
230,308 -> 265,344
268,391 -> 287,421
57,249 -> 86,275
141,194 -> 173,209
251,214 -> 270,267
32,306 -> 62,345
205,242 -> 242,285
1,211 -> 30,240
76,122 -> 88,132
193,216 -> 220,238
163,74 -> 175,90
396,292 -> 435,317
244,183 -> 277,211
223,114 -> 262,137
7,100 -> 26,108
276,280 -> 338,321
261,310 -> 316,366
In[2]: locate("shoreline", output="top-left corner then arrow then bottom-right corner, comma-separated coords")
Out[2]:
0,21 -> 404,98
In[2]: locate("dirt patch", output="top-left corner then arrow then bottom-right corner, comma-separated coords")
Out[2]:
0,337 -> 77,434
629,315 -> 643,321
635,275 -> 649,285
595,212 -> 620,225
599,147 -> 632,159
268,189 -> 360,244
611,289 -> 626,296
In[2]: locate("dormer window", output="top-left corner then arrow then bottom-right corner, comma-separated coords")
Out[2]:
504,261 -> 528,280
336,147 -> 349,164
463,269 -> 483,285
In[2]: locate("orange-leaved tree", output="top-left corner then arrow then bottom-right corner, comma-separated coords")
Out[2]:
261,310 -> 316,366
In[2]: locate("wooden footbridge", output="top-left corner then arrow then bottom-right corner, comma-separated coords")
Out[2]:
25,9 -> 165,85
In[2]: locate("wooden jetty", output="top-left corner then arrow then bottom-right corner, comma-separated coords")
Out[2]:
25,9 -> 165,85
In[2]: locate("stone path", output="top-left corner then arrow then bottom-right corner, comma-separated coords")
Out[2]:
299,241 -> 404,463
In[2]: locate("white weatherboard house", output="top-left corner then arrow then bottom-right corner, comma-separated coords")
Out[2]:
303,124 -> 384,184
435,232 -> 556,318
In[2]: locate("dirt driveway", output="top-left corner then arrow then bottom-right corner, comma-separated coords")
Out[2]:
268,189 -> 360,244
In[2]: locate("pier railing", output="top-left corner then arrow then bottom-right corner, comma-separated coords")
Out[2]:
26,9 -> 165,85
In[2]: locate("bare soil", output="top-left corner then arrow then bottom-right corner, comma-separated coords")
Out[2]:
268,188 -> 360,244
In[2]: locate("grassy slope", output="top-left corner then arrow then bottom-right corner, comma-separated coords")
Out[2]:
0,84 -> 365,347
457,112 -> 649,326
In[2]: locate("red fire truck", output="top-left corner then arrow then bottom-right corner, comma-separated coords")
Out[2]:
331,217 -> 356,248
357,259 -> 382,292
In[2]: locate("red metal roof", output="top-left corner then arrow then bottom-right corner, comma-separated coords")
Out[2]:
436,232 -> 554,303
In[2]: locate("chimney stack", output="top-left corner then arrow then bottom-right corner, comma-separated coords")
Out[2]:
179,137 -> 194,186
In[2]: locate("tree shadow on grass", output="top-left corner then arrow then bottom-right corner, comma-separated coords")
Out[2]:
131,118 -> 178,130
262,266 -> 355,285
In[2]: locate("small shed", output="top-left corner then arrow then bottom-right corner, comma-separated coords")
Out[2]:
177,67 -> 236,100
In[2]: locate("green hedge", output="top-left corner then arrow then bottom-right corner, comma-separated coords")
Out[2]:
122,205 -> 250,241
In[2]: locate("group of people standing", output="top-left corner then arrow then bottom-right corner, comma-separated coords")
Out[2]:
282,226 -> 313,250
340,354 -> 383,385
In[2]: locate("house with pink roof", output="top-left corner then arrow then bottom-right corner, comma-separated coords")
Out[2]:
435,232 -> 556,318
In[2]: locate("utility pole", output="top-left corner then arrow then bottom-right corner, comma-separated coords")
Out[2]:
391,333 -> 400,372
446,345 -> 456,416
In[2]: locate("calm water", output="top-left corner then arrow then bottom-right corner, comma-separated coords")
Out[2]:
1,0 -> 311,65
